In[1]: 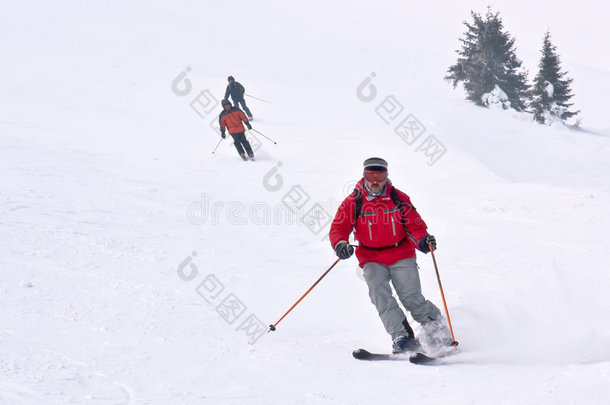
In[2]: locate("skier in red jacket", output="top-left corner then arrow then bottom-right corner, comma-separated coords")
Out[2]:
329,157 -> 452,354
219,99 -> 254,161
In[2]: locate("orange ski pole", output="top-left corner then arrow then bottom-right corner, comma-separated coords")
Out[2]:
268,257 -> 341,333
429,243 -> 459,349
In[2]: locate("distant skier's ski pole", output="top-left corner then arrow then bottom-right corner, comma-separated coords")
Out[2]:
268,257 -> 341,333
429,243 -> 459,350
250,128 -> 277,144
245,93 -> 272,104
212,138 -> 223,154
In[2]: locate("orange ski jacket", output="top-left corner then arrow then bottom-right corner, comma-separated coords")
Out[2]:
219,107 -> 250,135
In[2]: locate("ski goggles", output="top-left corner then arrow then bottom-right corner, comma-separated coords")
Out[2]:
364,170 -> 388,182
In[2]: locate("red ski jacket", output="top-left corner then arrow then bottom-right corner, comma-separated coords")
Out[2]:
219,107 -> 250,135
329,179 -> 429,268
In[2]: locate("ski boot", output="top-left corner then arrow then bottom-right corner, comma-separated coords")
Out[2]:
392,335 -> 421,354
422,318 -> 456,355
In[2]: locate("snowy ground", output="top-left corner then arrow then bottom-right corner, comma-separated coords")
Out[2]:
2,1 -> 610,404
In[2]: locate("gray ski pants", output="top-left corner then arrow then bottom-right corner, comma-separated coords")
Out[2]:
363,258 -> 441,340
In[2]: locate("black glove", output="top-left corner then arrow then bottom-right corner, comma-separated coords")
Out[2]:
221,131 -> 226,139
246,123 -> 252,130
417,234 -> 436,253
334,242 -> 354,260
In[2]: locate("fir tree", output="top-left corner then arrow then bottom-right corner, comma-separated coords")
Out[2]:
530,31 -> 579,124
446,8 -> 529,111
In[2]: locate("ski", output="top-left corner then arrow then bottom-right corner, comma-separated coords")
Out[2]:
352,349 -> 443,365
352,349 -> 406,361
409,352 -> 440,365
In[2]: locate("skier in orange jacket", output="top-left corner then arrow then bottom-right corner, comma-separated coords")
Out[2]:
219,99 -> 254,161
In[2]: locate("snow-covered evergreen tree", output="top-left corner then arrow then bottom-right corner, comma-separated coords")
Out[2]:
446,9 -> 529,111
530,31 -> 579,125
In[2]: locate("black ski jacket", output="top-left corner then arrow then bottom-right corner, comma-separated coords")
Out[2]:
224,82 -> 246,102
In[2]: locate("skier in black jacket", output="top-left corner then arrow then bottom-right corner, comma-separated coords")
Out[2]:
224,76 -> 253,120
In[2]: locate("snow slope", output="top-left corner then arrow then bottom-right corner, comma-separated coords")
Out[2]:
2,0 -> 610,404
